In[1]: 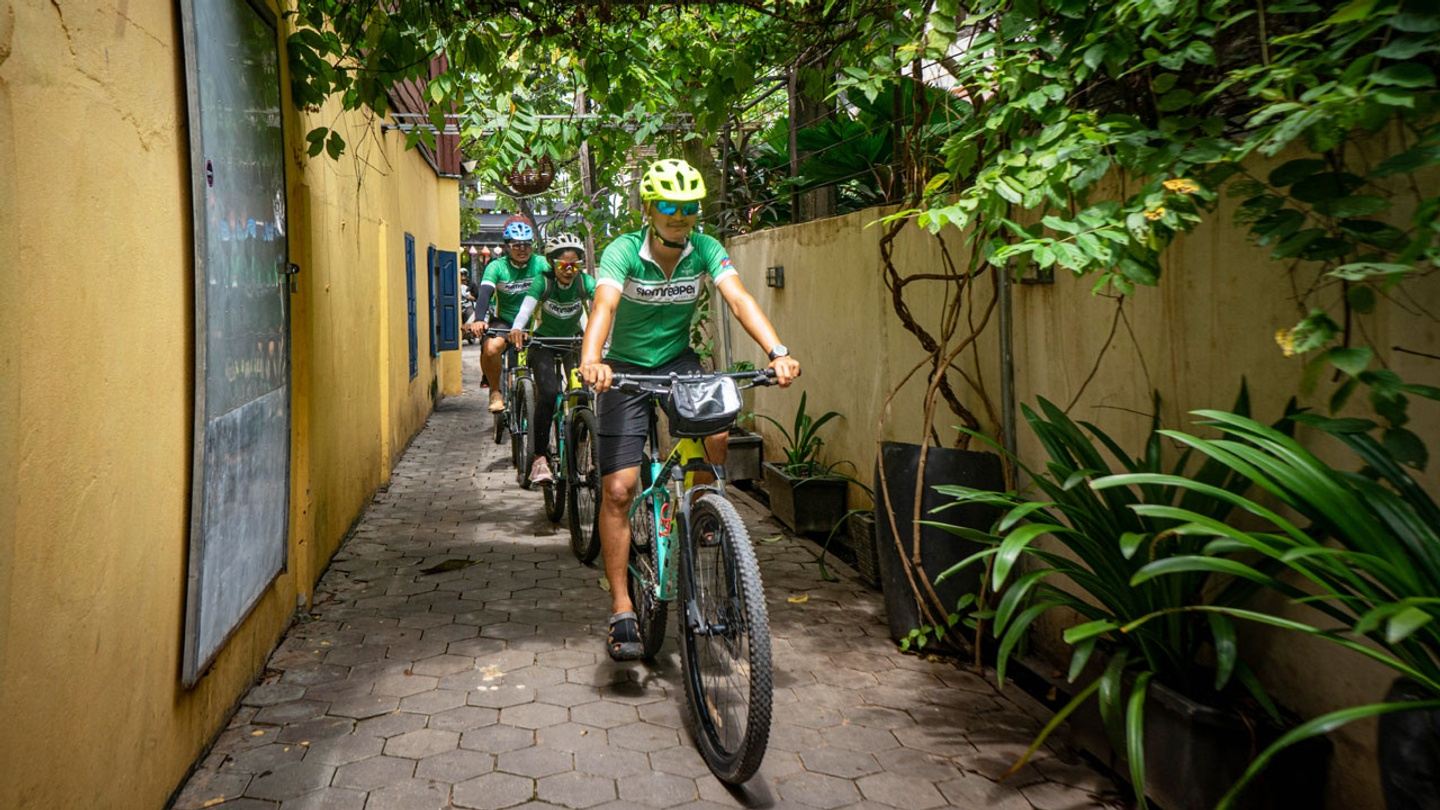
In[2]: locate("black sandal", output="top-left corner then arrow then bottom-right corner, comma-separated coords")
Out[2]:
607,611 -> 644,661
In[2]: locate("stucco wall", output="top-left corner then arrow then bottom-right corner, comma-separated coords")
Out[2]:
0,2 -> 459,806
722,143 -> 1438,808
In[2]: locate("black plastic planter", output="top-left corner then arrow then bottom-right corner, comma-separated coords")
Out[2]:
1019,655 -> 1330,810
874,441 -> 1003,645
1380,677 -> 1440,810
762,462 -> 848,535
725,429 -> 763,483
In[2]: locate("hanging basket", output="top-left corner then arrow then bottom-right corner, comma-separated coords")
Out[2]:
507,156 -> 555,196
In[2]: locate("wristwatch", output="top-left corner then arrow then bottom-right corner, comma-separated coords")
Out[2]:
768,344 -> 790,361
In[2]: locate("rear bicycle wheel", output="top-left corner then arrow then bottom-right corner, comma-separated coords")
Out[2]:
542,411 -> 566,523
566,408 -> 601,563
679,493 -> 772,785
512,376 -> 536,488
627,492 -> 669,659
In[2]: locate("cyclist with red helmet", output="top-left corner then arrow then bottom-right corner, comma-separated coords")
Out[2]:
475,216 -> 547,413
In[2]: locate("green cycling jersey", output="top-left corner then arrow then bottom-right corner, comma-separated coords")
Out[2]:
527,272 -> 597,338
596,228 -> 736,368
481,254 -> 548,323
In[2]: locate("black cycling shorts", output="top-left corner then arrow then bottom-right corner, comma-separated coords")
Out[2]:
596,350 -> 702,476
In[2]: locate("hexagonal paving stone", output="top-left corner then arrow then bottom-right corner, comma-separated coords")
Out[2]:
636,700 -> 685,730
332,754 -> 416,789
873,747 -> 962,781
573,748 -> 650,780
398,613 -> 455,630
399,688 -> 468,714
503,665 -> 567,688
278,786 -> 368,810
496,746 -> 574,778
800,748 -> 883,779
647,746 -> 710,778
607,722 -> 679,753
171,770 -> 252,810
254,699 -> 330,725
617,772 -> 698,807
384,727 -> 461,759
302,734 -> 384,766
372,672 -> 439,697
416,748 -> 495,782
430,705 -> 501,732
365,778 -> 451,810
354,711 -> 428,739
460,724 -> 536,754
327,693 -> 401,720
938,774 -> 1032,810
468,685 -> 539,709
243,682 -> 307,707
277,716 -> 357,744
424,623 -> 480,643
453,771 -> 536,810
535,650 -> 596,670
821,723 -> 899,752
244,761 -> 336,801
536,771 -> 617,808
569,701 -> 638,730
535,723 -> 608,753
890,724 -> 975,758
227,742 -> 307,773
774,771 -> 862,809
481,622 -> 537,640
412,654 -> 477,677
500,702 -> 570,730
857,772 -> 947,809
534,682 -> 601,708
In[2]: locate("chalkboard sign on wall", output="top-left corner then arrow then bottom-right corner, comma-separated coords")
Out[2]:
179,0 -> 291,687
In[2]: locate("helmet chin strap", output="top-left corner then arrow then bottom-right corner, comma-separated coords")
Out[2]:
656,234 -> 689,250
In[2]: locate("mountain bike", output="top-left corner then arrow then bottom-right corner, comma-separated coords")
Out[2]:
483,327 -> 535,488
609,368 -> 777,785
522,335 -> 602,564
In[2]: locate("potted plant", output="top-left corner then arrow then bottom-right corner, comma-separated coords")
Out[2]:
758,392 -> 849,535
723,360 -> 764,483
1104,409 -> 1440,809
931,394 -> 1328,810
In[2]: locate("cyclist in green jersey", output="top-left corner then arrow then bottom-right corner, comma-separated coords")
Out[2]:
579,159 -> 801,661
475,216 -> 548,412
509,231 -> 597,484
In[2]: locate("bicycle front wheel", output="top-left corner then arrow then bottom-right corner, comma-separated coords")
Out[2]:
679,493 -> 772,785
512,377 -> 536,488
542,411 -> 566,523
627,492 -> 669,660
566,407 -> 602,564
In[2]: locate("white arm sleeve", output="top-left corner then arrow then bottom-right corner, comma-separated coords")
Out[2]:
512,296 -> 539,331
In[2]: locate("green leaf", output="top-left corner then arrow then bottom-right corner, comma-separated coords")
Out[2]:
1156,89 -> 1195,112
1383,427 -> 1428,469
1329,262 -> 1411,281
1325,0 -> 1377,24
1328,346 -> 1373,376
1067,639 -> 1097,683
1208,613 -> 1237,690
1127,673 -> 1154,810
1119,531 -> 1149,560
1063,619 -> 1118,644
326,130 -> 345,160
994,523 -> 1067,587
1272,228 -> 1324,259
1268,158 -> 1326,188
1390,12 -> 1440,33
1386,606 -> 1433,644
1372,63 -> 1437,89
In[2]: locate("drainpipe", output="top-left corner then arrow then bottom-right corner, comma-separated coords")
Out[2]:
999,265 -> 1017,480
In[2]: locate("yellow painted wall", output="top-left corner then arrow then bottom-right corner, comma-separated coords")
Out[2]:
0,1 -> 459,807
723,140 -> 1438,808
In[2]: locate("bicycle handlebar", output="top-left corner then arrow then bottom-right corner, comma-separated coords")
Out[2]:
608,368 -> 780,395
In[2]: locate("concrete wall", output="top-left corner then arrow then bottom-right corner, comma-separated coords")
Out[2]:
721,142 -> 1439,808
0,1 -> 459,806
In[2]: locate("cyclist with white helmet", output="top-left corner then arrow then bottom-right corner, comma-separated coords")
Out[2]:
475,216 -> 548,412
579,158 -> 800,661
509,231 -> 596,484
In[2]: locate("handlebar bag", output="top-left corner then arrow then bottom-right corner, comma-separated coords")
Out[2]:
664,376 -> 742,438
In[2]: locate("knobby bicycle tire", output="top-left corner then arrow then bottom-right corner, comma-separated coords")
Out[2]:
566,407 -> 602,564
513,377 -> 536,488
678,493 -> 772,785
628,493 -> 669,659
541,409 -> 566,523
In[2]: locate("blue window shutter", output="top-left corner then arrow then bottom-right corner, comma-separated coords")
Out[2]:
405,234 -> 417,379
427,246 -> 439,358
438,250 -> 459,351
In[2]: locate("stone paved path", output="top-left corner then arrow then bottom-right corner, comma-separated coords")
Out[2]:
173,346 -> 1122,810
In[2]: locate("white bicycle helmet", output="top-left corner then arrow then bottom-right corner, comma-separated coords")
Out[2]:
543,231 -> 586,259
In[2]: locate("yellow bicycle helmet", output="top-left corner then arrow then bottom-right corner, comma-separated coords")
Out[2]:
639,159 -> 707,202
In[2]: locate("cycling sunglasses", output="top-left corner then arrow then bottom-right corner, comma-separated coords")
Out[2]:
654,200 -> 700,217
554,260 -> 582,271
507,240 -> 533,249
